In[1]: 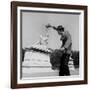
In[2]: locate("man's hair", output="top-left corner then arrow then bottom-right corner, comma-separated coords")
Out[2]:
56,25 -> 64,32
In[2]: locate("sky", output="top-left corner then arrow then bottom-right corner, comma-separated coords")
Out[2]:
22,10 -> 79,50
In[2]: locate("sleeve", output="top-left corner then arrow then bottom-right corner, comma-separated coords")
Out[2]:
63,32 -> 72,49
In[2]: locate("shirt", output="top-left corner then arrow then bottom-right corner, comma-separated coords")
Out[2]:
60,31 -> 72,54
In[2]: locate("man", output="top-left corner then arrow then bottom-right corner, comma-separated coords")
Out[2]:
46,24 -> 72,76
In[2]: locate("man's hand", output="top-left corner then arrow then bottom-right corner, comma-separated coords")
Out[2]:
45,24 -> 52,28
60,47 -> 65,51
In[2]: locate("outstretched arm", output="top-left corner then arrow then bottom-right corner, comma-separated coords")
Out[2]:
52,26 -> 57,30
45,24 -> 57,31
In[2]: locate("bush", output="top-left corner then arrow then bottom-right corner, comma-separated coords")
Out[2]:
71,51 -> 79,68
50,49 -> 64,70
50,50 -> 79,69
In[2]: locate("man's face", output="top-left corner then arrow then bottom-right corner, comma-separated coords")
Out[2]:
58,31 -> 63,35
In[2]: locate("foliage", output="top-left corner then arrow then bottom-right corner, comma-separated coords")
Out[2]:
50,49 -> 64,69
50,50 -> 79,69
71,51 -> 79,68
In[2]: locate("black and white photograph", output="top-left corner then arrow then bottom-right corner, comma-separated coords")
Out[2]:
11,1 -> 87,88
21,10 -> 80,79
19,7 -> 83,80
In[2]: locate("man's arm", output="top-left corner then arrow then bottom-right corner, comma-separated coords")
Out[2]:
52,26 -> 57,30
45,24 -> 57,31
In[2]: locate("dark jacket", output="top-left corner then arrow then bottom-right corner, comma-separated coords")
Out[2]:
61,31 -> 72,54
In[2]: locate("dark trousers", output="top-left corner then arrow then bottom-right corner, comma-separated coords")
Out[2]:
59,53 -> 70,76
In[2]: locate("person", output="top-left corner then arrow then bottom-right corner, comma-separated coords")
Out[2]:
46,24 -> 72,76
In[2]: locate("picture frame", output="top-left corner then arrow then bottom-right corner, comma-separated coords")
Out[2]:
11,1 -> 88,89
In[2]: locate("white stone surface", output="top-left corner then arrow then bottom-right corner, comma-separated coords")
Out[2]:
22,50 -> 59,78
22,67 -> 59,78
23,51 -> 51,66
22,50 -> 79,78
